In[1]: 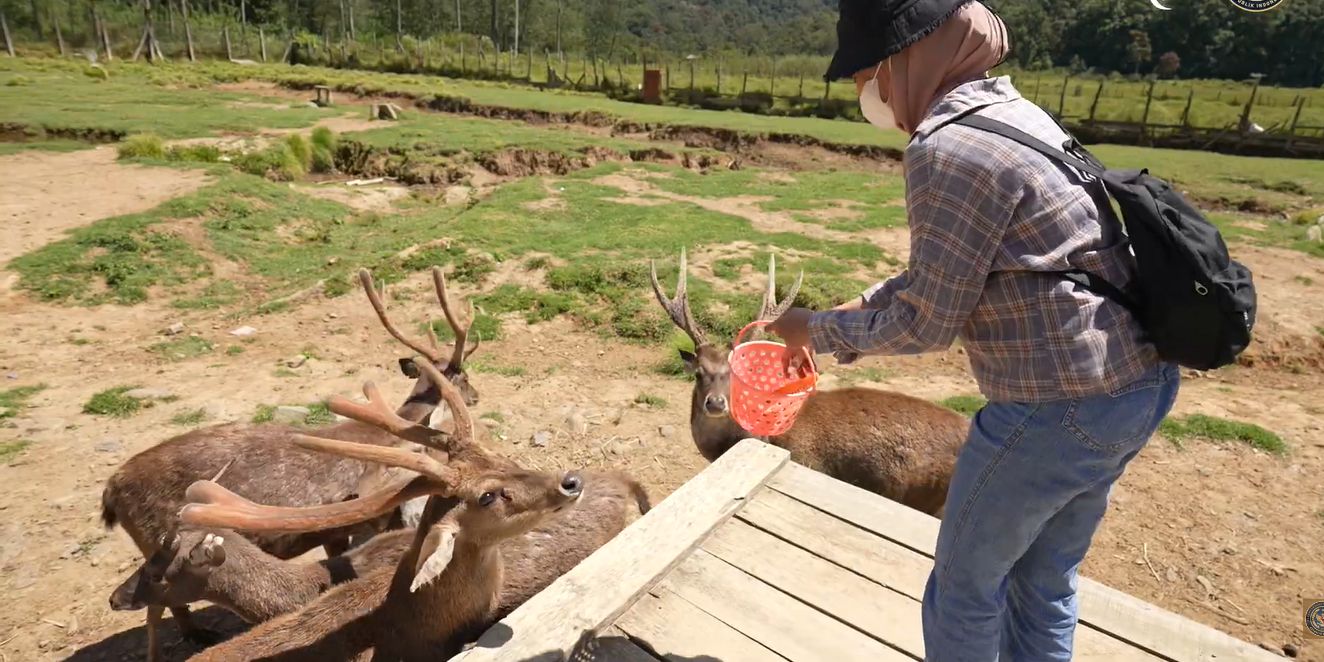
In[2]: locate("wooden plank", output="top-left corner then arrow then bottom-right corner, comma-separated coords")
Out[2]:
576,627 -> 662,662
769,463 -> 1278,662
738,489 -> 1163,662
703,518 -> 926,658
659,549 -> 911,662
452,439 -> 789,662
615,589 -> 788,662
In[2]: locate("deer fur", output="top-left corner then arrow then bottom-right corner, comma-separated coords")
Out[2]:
652,251 -> 968,516
100,268 -> 480,661
109,470 -> 647,634
177,361 -> 587,661
109,527 -> 414,623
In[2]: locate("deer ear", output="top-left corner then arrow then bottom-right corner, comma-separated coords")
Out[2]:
677,349 -> 698,373
398,357 -> 421,379
411,519 -> 458,593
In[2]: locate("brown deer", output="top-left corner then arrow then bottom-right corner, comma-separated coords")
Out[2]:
651,250 -> 968,516
100,267 -> 479,661
107,470 -> 647,640
176,358 -> 585,661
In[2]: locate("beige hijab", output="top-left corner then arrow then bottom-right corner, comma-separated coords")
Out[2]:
874,1 -> 1010,134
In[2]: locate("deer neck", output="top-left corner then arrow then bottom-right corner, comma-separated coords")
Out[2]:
689,391 -> 751,463
204,535 -> 325,622
388,532 -> 503,657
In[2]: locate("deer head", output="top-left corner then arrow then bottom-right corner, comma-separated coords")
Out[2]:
360,267 -> 481,408
650,250 -> 801,425
178,359 -> 582,592
109,529 -> 226,611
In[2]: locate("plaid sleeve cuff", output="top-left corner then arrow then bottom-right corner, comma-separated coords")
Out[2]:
808,311 -> 842,356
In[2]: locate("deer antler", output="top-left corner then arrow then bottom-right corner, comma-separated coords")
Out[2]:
650,248 -> 706,347
290,435 -> 456,484
432,267 -> 480,373
179,474 -> 434,533
758,254 -> 803,322
326,381 -> 443,449
359,269 -> 445,365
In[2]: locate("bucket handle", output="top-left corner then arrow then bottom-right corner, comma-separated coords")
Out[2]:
733,320 -> 818,386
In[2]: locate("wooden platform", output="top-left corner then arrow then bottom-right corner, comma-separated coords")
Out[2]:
451,439 -> 1277,662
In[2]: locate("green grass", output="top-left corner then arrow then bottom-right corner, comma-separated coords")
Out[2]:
118,133 -> 166,160
939,395 -> 988,417
83,386 -> 147,418
469,358 -> 528,377
1159,414 -> 1286,454
0,384 -> 46,420
251,402 -> 336,425
226,345 -> 246,356
429,314 -> 503,342
635,393 -> 668,408
0,60 -> 334,141
480,411 -> 506,424
0,440 -> 32,463
477,284 -> 579,324
170,408 -> 208,426
251,404 -> 277,423
149,336 -> 215,361
173,281 -> 245,310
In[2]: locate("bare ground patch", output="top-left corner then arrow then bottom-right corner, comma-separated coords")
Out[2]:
0,146 -> 211,295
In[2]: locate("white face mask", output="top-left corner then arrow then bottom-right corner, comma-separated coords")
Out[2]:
859,61 -> 897,131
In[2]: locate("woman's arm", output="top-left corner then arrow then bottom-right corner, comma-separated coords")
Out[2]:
805,136 -> 1023,357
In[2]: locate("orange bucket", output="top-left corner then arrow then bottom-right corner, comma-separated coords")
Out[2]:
728,321 -> 818,437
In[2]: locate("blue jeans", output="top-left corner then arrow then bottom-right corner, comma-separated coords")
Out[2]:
921,362 -> 1180,662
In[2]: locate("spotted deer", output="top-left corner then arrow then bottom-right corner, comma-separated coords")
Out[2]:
651,250 -> 968,516
176,358 -> 586,661
100,267 -> 479,662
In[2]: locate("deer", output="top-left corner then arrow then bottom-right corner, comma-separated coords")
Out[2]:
100,267 -> 480,662
107,471 -> 648,640
175,357 -> 587,661
651,250 -> 969,517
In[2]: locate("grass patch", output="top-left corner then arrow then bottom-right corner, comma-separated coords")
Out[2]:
0,440 -> 32,463
173,281 -> 244,310
469,358 -> 527,377
118,133 -> 166,160
251,404 -> 277,423
226,345 -> 246,356
0,384 -> 46,420
84,386 -> 147,418
1159,414 -> 1286,454
306,402 -> 336,426
429,314 -> 504,342
148,336 -> 215,361
480,411 -> 506,424
634,393 -> 668,408
477,284 -> 578,324
170,408 -> 208,426
939,395 -> 988,417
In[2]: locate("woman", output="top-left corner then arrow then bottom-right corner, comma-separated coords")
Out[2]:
766,1 -> 1179,660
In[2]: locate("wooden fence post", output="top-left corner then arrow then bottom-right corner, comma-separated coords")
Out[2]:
1238,76 -> 1262,134
798,70 -> 804,98
1139,78 -> 1156,144
1179,88 -> 1194,127
1058,74 -> 1069,117
740,69 -> 748,97
223,25 -> 233,60
259,27 -> 266,61
460,42 -> 465,74
770,58 -> 777,98
688,57 -> 695,91
53,13 -> 66,55
0,11 -> 13,57
1087,80 -> 1104,123
181,0 -> 195,61
1286,96 -> 1306,150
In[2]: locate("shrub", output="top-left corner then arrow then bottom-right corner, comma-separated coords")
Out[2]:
166,144 -> 223,163
285,134 -> 313,172
118,134 -> 166,160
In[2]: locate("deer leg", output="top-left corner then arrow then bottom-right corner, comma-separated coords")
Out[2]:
146,605 -> 164,662
323,537 -> 351,557
172,605 -> 223,646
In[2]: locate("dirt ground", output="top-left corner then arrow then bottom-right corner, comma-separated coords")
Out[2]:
1,122 -> 1322,662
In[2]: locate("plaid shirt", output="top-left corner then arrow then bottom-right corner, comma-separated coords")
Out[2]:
808,76 -> 1159,403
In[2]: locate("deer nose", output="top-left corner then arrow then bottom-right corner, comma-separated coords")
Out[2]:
704,394 -> 728,415
558,472 -> 583,497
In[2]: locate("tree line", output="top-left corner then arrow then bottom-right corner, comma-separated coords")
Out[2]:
3,0 -> 1323,86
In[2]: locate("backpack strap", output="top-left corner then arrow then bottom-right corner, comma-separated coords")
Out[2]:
952,114 -> 1105,179
951,114 -> 1142,315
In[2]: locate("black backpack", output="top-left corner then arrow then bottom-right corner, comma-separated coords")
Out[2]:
952,113 -> 1257,371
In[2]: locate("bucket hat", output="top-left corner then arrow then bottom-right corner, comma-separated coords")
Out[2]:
824,0 -> 973,81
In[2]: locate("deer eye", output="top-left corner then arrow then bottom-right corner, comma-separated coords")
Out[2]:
478,492 -> 497,507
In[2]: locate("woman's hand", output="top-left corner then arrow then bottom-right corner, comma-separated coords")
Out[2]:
766,308 -> 816,376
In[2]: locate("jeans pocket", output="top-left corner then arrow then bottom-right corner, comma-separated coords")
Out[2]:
1062,369 -> 1172,453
